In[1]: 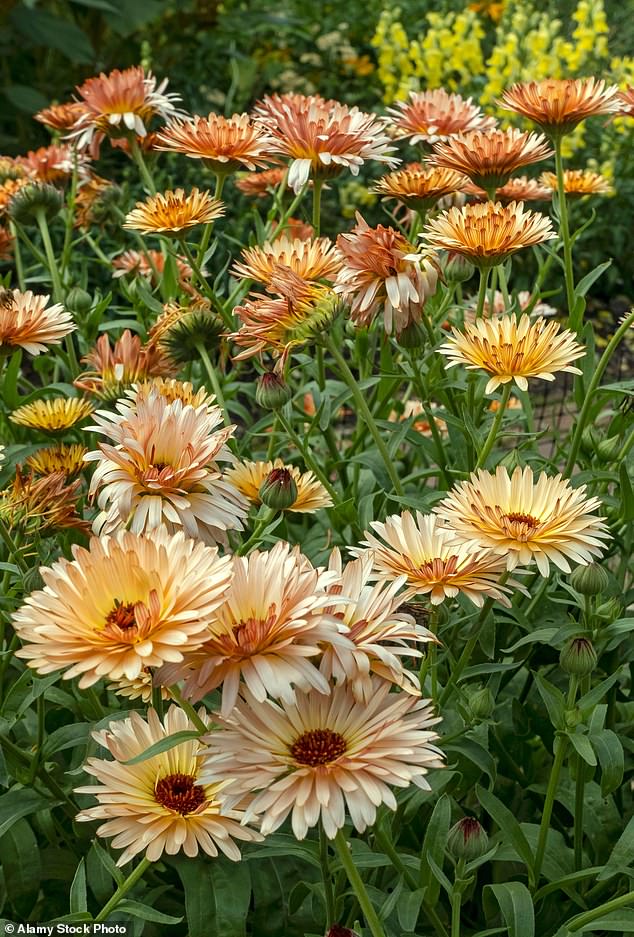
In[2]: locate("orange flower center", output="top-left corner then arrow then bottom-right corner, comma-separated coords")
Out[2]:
230,608 -> 278,655
154,773 -> 205,815
105,600 -> 137,631
290,729 -> 347,766
504,511 -> 540,528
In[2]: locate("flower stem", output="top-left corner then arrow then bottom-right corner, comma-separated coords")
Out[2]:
320,822 -> 336,930
334,830 -> 386,937
9,221 -> 25,290
566,889 -> 634,932
451,859 -> 466,937
474,266 -> 489,319
475,383 -> 512,469
35,208 -> 64,303
237,507 -> 277,555
277,411 -> 339,503
498,262 -> 511,309
178,238 -> 232,328
195,341 -> 230,427
130,137 -> 156,195
94,856 -> 152,922
312,179 -> 324,236
554,137 -> 576,330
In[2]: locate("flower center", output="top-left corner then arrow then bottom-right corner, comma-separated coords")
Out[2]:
290,729 -> 347,767
503,511 -> 540,528
105,599 -> 137,631
154,773 -> 206,815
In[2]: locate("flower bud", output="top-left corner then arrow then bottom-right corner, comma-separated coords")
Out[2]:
469,686 -> 495,721
442,251 -> 475,283
65,287 -> 92,315
595,597 -> 621,623
596,436 -> 621,463
499,448 -> 523,472
560,637 -> 597,676
8,182 -> 62,224
259,467 -> 298,510
447,817 -> 489,862
397,321 -> 426,348
569,562 -> 609,597
256,372 -> 292,410
327,927 -> 359,937
580,427 -> 597,457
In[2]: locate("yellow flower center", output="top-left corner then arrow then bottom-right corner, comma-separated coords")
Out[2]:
290,729 -> 347,766
154,773 -> 205,815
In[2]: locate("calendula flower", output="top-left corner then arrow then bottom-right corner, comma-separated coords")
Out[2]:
335,213 -> 440,334
122,377 -> 213,411
355,512 -> 513,607
76,706 -> 261,865
539,169 -> 612,196
421,201 -> 556,268
374,164 -> 469,210
233,235 -> 342,285
387,89 -> 496,144
26,443 -> 88,477
74,175 -> 119,229
500,78 -> 621,137
200,679 -> 443,839
438,314 -> 584,394
74,329 -> 176,400
148,301 -> 223,364
320,548 -> 436,700
464,176 -> 551,203
0,468 -> 87,535
0,289 -> 75,356
429,129 -> 552,193
124,188 -> 224,237
35,101 -> 87,132
85,388 -> 247,544
14,527 -> 233,686
0,178 -> 29,218
68,66 -> 184,149
155,112 -> 276,174
10,397 -> 94,433
0,227 -> 13,261
112,248 -> 193,288
618,87 -> 634,117
235,167 -> 286,197
388,400 -> 447,437
107,668 -> 171,704
16,145 -> 89,185
435,466 -> 610,575
225,458 -> 333,512
271,217 -> 314,241
157,542 -> 348,716
463,290 -> 556,321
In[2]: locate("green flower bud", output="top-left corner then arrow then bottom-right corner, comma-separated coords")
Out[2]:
596,436 -> 621,463
9,182 -> 62,224
327,927 -> 359,937
159,306 -> 224,365
499,448 -> 523,472
580,427 -> 597,457
569,562 -> 609,597
65,287 -> 92,315
442,251 -> 475,283
447,817 -> 489,862
256,372 -> 292,410
560,637 -> 597,676
595,597 -> 621,623
469,686 -> 495,720
259,467 -> 298,511
397,321 -> 426,348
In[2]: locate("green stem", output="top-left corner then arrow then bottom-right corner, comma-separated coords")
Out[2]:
554,137 -> 576,329
312,178 -> 324,236
60,150 -> 80,283
263,182 -> 308,241
94,856 -> 152,923
0,734 -> 77,821
498,263 -> 511,309
474,266 -> 489,319
178,238 -> 232,328
196,174 -> 225,267
277,412 -> 339,503
168,685 -> 209,735
237,507 -> 276,555
573,750 -> 585,872
451,859 -> 466,937
566,889 -> 634,932
9,221 -> 25,290
130,138 -> 156,195
475,383 -> 512,469
35,208 -> 64,303
320,822 -> 336,930
616,425 -> 634,463
196,341 -> 230,427
334,830 -> 386,937
533,734 -> 568,887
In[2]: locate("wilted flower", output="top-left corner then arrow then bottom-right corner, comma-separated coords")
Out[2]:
225,458 -> 333,512
155,112 -> 276,174
148,300 -> 223,364
429,129 -> 552,193
124,188 -> 224,236
235,167 -> 286,197
0,289 -> 75,356
500,78 -> 621,137
374,164 -> 469,210
539,169 -> 612,196
26,443 -> 88,477
387,89 -> 496,144
0,468 -> 87,535
10,397 -> 94,433
35,101 -> 87,133
74,329 -> 176,400
233,235 -> 342,285
464,175 -> 552,203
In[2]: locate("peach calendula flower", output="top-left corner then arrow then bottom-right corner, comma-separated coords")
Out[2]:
422,200 -> 556,269
235,167 -> 286,197
463,289 -> 556,321
429,129 -> 553,193
355,512 -> 514,607
112,248 -> 193,286
26,443 -> 88,477
233,235 -> 342,285
225,458 -> 333,513
200,679 -> 443,839
464,175 -> 552,203
74,174 -> 119,229
0,289 -> 75,356
157,542 -> 349,715
435,466 -> 611,575
618,87 -> 634,117
387,89 -> 496,144
155,112 -> 276,174
124,188 -> 224,237
320,548 -> 437,700
16,145 -> 90,185
85,388 -> 247,543
74,329 -> 176,400
123,377 -> 214,412
271,217 -> 314,241
374,164 -> 469,211
438,314 -> 584,394
539,169 -> 612,197
334,213 -> 440,334
389,399 -> 448,437
499,78 -> 621,137
35,101 -> 87,132
107,668 -> 171,704
14,527 -> 233,686
10,397 -> 93,433
0,469 -> 87,535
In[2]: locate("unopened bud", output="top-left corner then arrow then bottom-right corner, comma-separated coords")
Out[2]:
327,927 -> 359,937
469,686 -> 495,720
595,597 -> 621,623
560,637 -> 597,676
569,562 -> 609,597
9,182 -> 62,224
65,287 -> 92,315
397,320 -> 426,348
442,251 -> 475,283
256,372 -> 292,410
259,467 -> 298,510
596,436 -> 621,463
447,817 -> 489,862
580,427 -> 598,457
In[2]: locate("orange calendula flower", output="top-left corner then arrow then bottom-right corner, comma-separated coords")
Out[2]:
10,397 -> 94,433
74,329 -> 176,400
0,468 -> 87,535
74,174 -> 118,228
0,178 -> 30,218
387,89 -> 496,144
435,466 -> 611,575
233,235 -> 342,285
235,167 -> 286,197
16,145 -> 90,185
429,128 -> 552,193
618,87 -> 634,117
155,112 -> 276,174
500,78 -> 621,137
421,200 -> 556,268
26,443 -> 88,477
124,187 -> 224,237
0,289 -> 75,356
225,458 -> 333,513
374,164 -> 469,210
539,169 -> 612,196
464,175 -> 552,203
112,249 -> 193,289
35,101 -> 87,132
438,313 -> 584,394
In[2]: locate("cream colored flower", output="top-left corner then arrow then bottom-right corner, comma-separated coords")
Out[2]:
233,236 -> 342,285
0,289 -> 75,356
155,112 -> 276,173
387,89 -> 496,144
224,458 -> 332,513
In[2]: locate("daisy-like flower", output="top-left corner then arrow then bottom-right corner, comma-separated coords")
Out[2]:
500,78 -> 621,137
16,145 -> 89,185
107,668 -> 171,704
539,169 -> 612,197
233,235 -> 342,285
335,213 -> 440,334
422,200 -> 556,269
235,167 -> 286,197
201,679 -> 443,839
14,527 -> 233,686
429,129 -> 553,193
0,226 -> 13,261
464,175 -> 552,203
225,458 -> 333,513
374,164 -> 469,211
10,397 -> 93,433
0,469 -> 87,535
35,101 -> 87,132
355,512 -> 514,607
74,330 -> 176,400
0,289 -> 75,356
435,465 -> 611,575
85,389 -> 247,543
68,66 -> 185,150
157,542 -> 348,715
155,112 -> 276,174
320,548 -> 436,700
76,707 -> 261,865
388,399 -> 448,437
438,314 -> 584,394
147,301 -> 223,365
26,443 -> 87,477
618,87 -> 634,117
387,89 -> 496,144
122,377 -> 213,411
124,188 -> 224,237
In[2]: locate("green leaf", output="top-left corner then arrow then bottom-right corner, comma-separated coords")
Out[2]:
0,789 -> 53,838
9,6 -> 94,62
0,818 -> 41,916
483,883 -> 535,937
117,900 -> 183,924
591,729 -> 624,795
501,628 -> 558,654
211,857 -> 252,936
3,350 -> 22,409
574,260 -> 611,299
445,737 -> 496,787
534,672 -> 566,730
598,814 -> 634,881
562,909 -> 634,933
619,462 -> 634,521
476,785 -> 534,872
577,673 -> 620,713
567,732 -> 596,767
420,793 -> 451,905
120,729 -> 201,765
397,888 -> 425,932
3,84 -> 49,114
171,856 -> 215,937
70,859 -> 87,914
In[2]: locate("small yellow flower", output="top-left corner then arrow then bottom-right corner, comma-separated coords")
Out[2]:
124,188 -> 224,236
10,398 -> 94,433
225,458 -> 333,513
26,444 -> 88,476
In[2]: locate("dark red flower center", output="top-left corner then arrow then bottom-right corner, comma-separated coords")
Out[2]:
154,773 -> 206,815
290,729 -> 347,767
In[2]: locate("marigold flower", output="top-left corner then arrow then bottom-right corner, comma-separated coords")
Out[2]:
235,167 -> 286,197
124,188 -> 224,237
26,443 -> 88,477
387,89 -> 496,144
435,466 -> 611,575
335,214 -> 439,334
10,397 -> 94,433
74,175 -> 119,228
464,175 -> 552,203
421,200 -> 556,268
233,235 -> 342,285
500,78 -> 621,137
540,169 -> 612,196
200,679 -> 443,839
16,145 -> 89,185
155,112 -> 276,174
374,164 -> 469,210
355,512 -> 514,607
429,129 -> 552,192
0,469 -> 87,535
74,329 -> 176,400
225,458 -> 333,513
35,101 -> 87,132
0,289 -> 75,356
